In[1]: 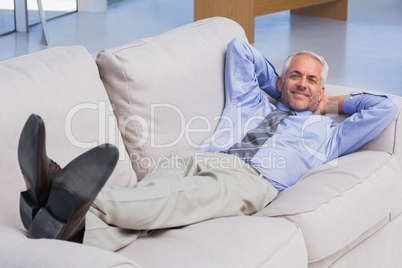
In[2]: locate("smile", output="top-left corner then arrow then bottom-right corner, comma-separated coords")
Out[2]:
291,91 -> 309,98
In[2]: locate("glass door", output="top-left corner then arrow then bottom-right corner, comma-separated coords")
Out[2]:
27,0 -> 77,26
0,0 -> 77,36
0,0 -> 15,35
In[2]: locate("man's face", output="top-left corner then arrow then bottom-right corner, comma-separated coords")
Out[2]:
277,55 -> 325,112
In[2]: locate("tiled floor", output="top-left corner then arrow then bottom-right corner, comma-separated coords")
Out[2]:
0,0 -> 401,95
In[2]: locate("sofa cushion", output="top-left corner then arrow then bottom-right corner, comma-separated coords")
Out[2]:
309,215 -> 402,268
96,17 -> 247,180
0,223 -> 140,268
117,216 -> 307,267
0,46 -> 136,229
255,151 -> 402,262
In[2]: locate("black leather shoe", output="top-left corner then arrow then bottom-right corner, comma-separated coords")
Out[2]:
27,144 -> 119,241
18,114 -> 62,230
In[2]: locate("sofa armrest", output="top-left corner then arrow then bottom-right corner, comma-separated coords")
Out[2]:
0,223 -> 141,268
323,84 -> 402,164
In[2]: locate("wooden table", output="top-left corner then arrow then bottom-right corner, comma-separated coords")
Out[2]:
194,0 -> 348,43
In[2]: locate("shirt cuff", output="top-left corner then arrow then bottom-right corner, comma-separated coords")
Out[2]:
342,92 -> 390,115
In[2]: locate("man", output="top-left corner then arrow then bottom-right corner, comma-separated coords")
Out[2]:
18,37 -> 399,251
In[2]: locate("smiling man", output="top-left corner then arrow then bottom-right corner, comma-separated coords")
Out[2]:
20,37 -> 399,251
278,52 -> 327,112
198,37 -> 398,192
277,51 -> 345,115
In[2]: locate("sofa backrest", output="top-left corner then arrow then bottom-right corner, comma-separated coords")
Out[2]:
96,17 -> 248,180
0,46 -> 136,229
96,17 -> 402,181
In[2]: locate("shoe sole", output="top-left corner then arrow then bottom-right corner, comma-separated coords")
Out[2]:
18,114 -> 45,230
28,144 -> 119,240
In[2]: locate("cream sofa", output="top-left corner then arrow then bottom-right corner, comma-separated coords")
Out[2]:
1,17 -> 401,268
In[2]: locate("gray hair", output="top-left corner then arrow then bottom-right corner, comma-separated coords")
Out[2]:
281,51 -> 329,86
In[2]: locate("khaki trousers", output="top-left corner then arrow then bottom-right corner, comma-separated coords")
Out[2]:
84,151 -> 278,251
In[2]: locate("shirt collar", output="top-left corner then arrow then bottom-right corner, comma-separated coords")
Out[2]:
276,101 -> 313,116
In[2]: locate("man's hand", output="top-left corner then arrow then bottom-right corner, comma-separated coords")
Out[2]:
313,94 -> 348,115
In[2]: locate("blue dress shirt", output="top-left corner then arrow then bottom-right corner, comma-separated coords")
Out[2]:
197,37 -> 399,192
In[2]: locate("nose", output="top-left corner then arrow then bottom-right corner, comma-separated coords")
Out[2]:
297,76 -> 308,90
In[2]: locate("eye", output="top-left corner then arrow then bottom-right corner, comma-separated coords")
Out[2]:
308,77 -> 318,84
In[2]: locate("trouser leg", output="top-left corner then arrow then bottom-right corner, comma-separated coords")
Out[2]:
84,151 -> 277,250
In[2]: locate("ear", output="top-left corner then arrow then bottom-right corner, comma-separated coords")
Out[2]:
319,85 -> 325,101
277,76 -> 283,93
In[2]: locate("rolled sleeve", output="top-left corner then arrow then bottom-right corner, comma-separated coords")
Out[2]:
342,92 -> 399,115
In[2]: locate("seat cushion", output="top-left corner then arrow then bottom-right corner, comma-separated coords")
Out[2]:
0,46 -> 136,228
117,216 -> 307,267
0,223 -> 140,268
96,17 -> 247,180
255,151 -> 402,262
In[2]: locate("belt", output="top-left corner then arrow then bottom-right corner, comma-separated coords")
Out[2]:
248,163 -> 265,179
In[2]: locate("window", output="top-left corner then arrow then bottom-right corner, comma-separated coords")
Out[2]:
0,0 -> 15,35
27,0 -> 77,26
0,0 -> 77,36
